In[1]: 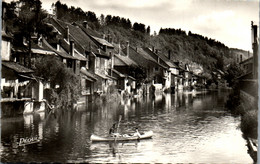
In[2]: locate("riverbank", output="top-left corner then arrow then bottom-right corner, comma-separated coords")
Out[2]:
226,86 -> 258,162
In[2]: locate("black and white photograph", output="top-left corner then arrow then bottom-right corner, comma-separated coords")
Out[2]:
0,0 -> 259,163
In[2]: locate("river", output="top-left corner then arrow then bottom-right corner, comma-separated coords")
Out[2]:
0,90 -> 253,163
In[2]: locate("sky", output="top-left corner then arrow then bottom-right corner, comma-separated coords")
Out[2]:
5,0 -> 260,51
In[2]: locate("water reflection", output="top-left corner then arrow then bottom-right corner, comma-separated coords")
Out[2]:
1,90 -> 252,163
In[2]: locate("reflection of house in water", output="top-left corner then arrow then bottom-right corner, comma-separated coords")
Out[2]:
164,93 -> 172,111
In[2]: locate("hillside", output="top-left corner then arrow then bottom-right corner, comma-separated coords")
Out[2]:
52,1 -> 243,74
4,0 -> 244,76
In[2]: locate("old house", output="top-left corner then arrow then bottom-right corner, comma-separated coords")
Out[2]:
1,30 -> 47,116
113,48 -> 137,94
142,48 -> 180,93
122,42 -> 167,94
45,17 -> 114,97
47,18 -> 117,94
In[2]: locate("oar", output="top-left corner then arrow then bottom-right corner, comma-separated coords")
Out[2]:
115,115 -> 122,142
116,115 -> 122,134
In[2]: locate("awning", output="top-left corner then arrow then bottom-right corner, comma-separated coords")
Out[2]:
80,68 -> 97,81
31,48 -> 57,55
82,75 -> 94,82
95,72 -> 109,80
2,61 -> 34,73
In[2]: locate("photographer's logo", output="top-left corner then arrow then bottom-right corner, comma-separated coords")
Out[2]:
17,137 -> 40,146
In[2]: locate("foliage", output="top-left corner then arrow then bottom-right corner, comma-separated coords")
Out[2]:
224,63 -> 244,87
240,109 -> 258,139
34,56 -> 81,109
54,1 -> 100,29
133,22 -> 146,33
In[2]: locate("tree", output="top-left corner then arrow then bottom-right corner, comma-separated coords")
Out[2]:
99,14 -> 105,26
13,0 -> 47,68
146,26 -> 150,35
34,56 -> 80,108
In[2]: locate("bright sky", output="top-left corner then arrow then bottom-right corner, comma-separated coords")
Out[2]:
5,0 -> 260,51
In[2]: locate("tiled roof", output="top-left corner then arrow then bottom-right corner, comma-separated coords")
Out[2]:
122,47 -> 150,67
143,47 -> 178,68
91,36 -> 114,48
58,39 -> 87,61
136,47 -> 167,69
31,40 -> 57,56
54,19 -> 110,59
42,39 -> 77,60
2,61 -> 34,73
114,54 -> 138,66
55,19 -> 95,50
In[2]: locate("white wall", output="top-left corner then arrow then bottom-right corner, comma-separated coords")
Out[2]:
1,40 -> 11,61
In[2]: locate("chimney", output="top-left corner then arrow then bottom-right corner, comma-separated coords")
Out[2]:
251,21 -> 258,46
83,21 -> 88,29
89,42 -> 92,52
107,34 -> 110,42
118,42 -> 121,55
65,26 -> 69,41
70,40 -> 75,56
126,41 -> 129,57
110,51 -> 114,69
2,7 -> 6,32
168,50 -> 171,60
104,45 -> 107,52
57,39 -> 61,51
152,46 -> 155,52
155,49 -> 158,54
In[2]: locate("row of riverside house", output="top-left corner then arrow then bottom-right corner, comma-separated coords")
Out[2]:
1,10 -> 207,117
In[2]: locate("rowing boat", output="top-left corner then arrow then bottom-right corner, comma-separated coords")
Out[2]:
90,131 -> 153,142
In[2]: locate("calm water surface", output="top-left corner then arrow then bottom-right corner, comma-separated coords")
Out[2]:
0,90 -> 253,163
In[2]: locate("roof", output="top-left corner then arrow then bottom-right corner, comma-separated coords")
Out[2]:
31,40 -> 57,56
42,39 -> 77,60
122,47 -> 150,67
137,47 -> 167,69
95,73 -> 109,79
80,68 -> 97,81
12,45 -> 27,53
2,31 -> 12,40
54,19 -> 110,59
143,48 -> 178,68
114,54 -> 138,66
239,57 -> 253,65
91,36 -> 114,48
2,61 -> 34,73
111,69 -> 126,78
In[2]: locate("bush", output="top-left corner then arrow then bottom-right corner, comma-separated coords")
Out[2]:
34,56 -> 80,109
240,109 -> 258,139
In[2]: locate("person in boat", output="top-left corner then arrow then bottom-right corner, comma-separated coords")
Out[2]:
133,127 -> 141,138
109,123 -> 116,135
109,123 -> 121,137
